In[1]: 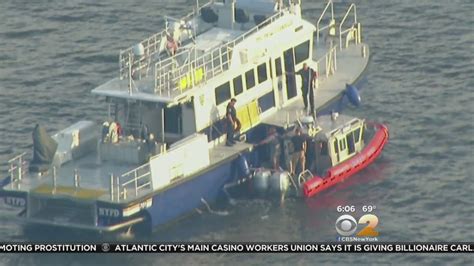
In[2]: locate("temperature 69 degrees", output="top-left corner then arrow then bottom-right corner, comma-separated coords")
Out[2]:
362,205 -> 377,212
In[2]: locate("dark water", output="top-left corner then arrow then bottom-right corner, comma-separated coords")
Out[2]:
0,0 -> 473,265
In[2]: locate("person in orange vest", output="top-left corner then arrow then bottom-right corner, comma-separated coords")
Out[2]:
115,121 -> 122,141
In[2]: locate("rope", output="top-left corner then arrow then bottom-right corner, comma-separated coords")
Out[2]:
200,198 -> 229,216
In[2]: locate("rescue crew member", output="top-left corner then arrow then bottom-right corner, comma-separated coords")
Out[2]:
257,127 -> 281,170
141,124 -> 150,142
146,133 -> 158,159
101,121 -> 110,143
225,98 -> 240,146
115,121 -> 122,140
293,63 -> 317,114
108,121 -> 119,143
290,127 -> 306,176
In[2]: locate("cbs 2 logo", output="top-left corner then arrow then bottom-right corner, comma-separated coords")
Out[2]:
335,214 -> 379,237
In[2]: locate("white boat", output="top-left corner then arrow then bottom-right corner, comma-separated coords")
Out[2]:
0,0 -> 370,233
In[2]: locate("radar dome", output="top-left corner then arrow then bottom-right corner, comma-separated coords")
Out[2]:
132,43 -> 145,57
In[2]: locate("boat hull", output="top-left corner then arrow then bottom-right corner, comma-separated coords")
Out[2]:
143,159 -> 236,230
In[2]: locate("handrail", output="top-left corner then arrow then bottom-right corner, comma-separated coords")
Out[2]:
339,3 -> 357,50
8,152 -> 28,189
311,44 -> 337,82
8,152 -> 27,163
315,0 -> 334,43
153,9 -> 287,97
119,1 -> 214,80
117,163 -> 152,200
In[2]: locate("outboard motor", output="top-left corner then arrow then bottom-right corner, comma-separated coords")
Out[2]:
237,155 -> 250,178
268,171 -> 290,196
346,84 -> 361,107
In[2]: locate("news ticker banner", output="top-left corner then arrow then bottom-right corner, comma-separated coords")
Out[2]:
0,243 -> 472,253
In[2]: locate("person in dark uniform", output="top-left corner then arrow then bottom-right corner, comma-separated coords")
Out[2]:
146,133 -> 158,158
141,124 -> 149,142
295,63 -> 317,114
225,98 -> 240,146
290,127 -> 307,176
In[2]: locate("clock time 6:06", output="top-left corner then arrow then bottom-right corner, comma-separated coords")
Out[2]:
336,206 -> 355,213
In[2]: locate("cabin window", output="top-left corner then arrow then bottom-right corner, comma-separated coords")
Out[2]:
339,139 -> 346,151
294,40 -> 310,65
233,75 -> 244,96
346,134 -> 355,154
333,139 -> 338,153
245,69 -> 256,90
258,90 -> 275,112
275,57 -> 282,77
353,128 -> 361,143
257,63 -> 268,83
215,81 -> 231,105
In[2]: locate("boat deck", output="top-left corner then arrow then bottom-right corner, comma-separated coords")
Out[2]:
2,139 -> 254,202
209,141 -> 253,166
3,152 -> 134,195
263,43 -> 369,128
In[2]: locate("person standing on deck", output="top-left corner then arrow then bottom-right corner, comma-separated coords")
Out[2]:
295,63 -> 317,115
290,127 -> 307,176
225,98 -> 240,146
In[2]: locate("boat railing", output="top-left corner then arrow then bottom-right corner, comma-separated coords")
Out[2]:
112,163 -> 152,201
154,44 -> 232,95
338,3 -> 359,50
119,30 -> 167,81
7,152 -> 28,189
312,44 -> 338,83
315,0 -> 335,43
118,1 -> 213,81
153,9 -> 287,97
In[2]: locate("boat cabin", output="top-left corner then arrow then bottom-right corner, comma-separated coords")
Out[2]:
92,0 -> 314,144
312,113 -> 365,168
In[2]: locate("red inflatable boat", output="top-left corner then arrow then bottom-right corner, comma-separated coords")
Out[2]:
303,123 -> 389,198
